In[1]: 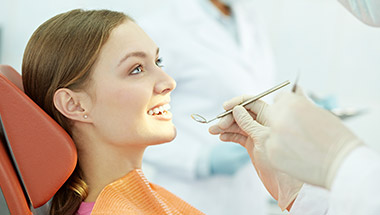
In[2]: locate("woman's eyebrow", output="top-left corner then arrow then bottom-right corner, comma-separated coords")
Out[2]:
118,51 -> 146,67
118,48 -> 160,67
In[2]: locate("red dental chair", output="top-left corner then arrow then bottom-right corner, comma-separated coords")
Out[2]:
0,64 -> 77,214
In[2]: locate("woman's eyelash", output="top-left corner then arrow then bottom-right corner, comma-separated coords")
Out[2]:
129,58 -> 162,75
130,65 -> 143,75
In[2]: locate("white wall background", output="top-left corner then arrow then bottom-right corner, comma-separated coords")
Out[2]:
0,0 -> 379,150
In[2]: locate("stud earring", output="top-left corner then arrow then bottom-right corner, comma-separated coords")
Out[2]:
83,114 -> 88,119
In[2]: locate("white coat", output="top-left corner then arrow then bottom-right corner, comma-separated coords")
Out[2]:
138,0 -> 275,214
329,146 -> 380,214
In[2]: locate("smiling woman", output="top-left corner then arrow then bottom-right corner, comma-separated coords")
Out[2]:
22,9 -> 202,215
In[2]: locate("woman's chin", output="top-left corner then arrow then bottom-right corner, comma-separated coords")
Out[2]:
153,127 -> 177,145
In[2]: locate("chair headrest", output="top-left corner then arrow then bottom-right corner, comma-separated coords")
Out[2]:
0,64 -> 77,208
0,65 -> 24,91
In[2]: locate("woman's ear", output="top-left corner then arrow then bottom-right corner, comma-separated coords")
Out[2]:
53,88 -> 91,122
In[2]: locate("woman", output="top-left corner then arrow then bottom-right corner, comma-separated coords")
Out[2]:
22,9 -> 204,215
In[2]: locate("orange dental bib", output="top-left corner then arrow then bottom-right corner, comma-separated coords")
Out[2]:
91,169 -> 204,215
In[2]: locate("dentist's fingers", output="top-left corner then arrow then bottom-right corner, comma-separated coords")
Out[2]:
209,122 -> 247,136
220,133 -> 248,147
209,124 -> 223,135
243,100 -> 269,126
218,108 -> 257,129
223,94 -> 252,110
218,113 -> 235,130
233,106 -> 267,135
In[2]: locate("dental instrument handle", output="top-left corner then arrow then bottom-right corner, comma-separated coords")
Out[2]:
215,80 -> 291,120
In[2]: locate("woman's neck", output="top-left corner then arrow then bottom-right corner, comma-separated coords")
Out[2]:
78,142 -> 146,202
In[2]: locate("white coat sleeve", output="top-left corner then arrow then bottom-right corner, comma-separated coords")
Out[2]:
329,146 -> 380,215
290,184 -> 330,215
338,0 -> 380,26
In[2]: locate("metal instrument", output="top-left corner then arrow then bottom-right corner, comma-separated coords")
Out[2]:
191,80 -> 291,124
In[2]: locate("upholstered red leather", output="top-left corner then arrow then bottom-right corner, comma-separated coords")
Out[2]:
0,65 -> 77,208
0,65 -> 24,91
0,138 -> 32,215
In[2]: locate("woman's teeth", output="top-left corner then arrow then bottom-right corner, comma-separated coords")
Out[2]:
148,104 -> 171,116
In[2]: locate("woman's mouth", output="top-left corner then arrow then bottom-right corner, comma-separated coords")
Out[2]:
147,104 -> 171,116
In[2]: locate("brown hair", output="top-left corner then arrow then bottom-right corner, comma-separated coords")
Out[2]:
22,9 -> 130,214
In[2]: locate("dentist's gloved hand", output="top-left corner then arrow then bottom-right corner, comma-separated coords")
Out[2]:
209,95 -> 303,211
265,89 -> 363,189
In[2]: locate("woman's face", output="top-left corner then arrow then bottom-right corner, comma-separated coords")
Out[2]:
84,20 -> 176,147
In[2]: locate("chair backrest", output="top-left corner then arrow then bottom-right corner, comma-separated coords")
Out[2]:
0,64 -> 77,214
0,133 -> 31,215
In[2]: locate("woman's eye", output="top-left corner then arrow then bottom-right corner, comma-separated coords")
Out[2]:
156,57 -> 164,68
130,65 -> 143,75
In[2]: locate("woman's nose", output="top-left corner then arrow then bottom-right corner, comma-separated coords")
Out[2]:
154,69 -> 176,94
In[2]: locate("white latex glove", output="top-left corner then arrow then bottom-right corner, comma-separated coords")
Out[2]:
265,88 -> 363,189
209,95 -> 303,211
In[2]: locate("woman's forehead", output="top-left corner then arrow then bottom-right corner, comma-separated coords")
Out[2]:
90,21 -> 158,76
113,21 -> 152,43
104,21 -> 157,55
